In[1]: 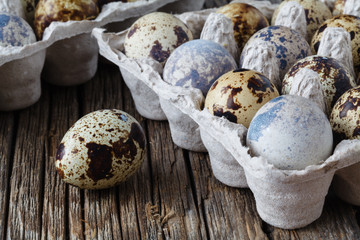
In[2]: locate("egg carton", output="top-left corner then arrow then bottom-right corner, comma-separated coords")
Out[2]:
92,0 -> 360,229
0,0 -> 209,111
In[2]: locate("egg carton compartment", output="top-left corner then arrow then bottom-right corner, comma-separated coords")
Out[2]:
92,0 -> 360,229
0,0 -> 203,111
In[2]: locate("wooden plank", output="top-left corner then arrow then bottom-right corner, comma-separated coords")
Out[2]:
81,62 -> 123,240
188,152 -> 268,240
41,84 -> 81,240
0,112 -> 15,240
118,72 -> 152,240
6,93 -> 49,240
146,120 -> 206,240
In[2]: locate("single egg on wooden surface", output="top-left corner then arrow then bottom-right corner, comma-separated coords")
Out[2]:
124,12 -> 193,64
0,12 -> 36,47
272,0 -> 332,42
282,56 -> 357,114
34,0 -> 99,39
311,15 -> 360,76
216,2 -> 269,51
55,109 -> 146,190
247,95 -> 333,170
163,39 -> 237,97
204,69 -> 279,128
240,26 -> 311,80
330,86 -> 360,142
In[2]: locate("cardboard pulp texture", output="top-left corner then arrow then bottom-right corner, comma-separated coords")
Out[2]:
92,0 -> 360,229
0,0 -> 191,110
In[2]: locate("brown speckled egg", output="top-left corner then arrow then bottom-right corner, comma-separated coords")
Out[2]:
216,3 -> 269,51
124,12 -> 193,64
34,0 -> 99,39
333,0 -> 345,15
271,0 -> 332,42
330,86 -> 360,142
55,109 -> 146,190
204,69 -> 279,128
282,56 -> 357,115
311,15 -> 360,75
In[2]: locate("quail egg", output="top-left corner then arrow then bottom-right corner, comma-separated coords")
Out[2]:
124,12 -> 193,65
216,3 -> 269,51
240,26 -> 311,80
272,0 -> 332,42
34,0 -> 99,39
330,86 -> 360,142
205,69 -> 279,128
333,0 -> 345,15
55,109 -> 146,190
282,56 -> 357,114
0,12 -> 36,47
311,15 -> 360,75
163,39 -> 237,97
247,95 -> 333,170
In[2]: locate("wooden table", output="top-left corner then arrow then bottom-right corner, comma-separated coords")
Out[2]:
1,1 -> 360,239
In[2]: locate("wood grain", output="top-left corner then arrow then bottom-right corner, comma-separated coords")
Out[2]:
1,1 -> 360,239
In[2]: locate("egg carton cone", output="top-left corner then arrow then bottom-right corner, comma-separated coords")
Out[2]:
93,1 -> 360,229
0,49 -> 45,111
332,162 -> 360,206
42,33 -> 99,86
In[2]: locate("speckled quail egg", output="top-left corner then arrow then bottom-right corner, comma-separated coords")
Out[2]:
282,56 -> 357,114
0,12 -> 36,47
34,0 -> 99,39
333,0 -> 346,15
124,12 -> 193,65
55,109 -> 146,190
247,95 -> 333,170
205,69 -> 279,128
216,3 -> 269,51
330,86 -> 360,142
21,0 -> 39,25
272,0 -> 332,42
240,26 -> 311,80
311,15 -> 360,75
163,39 -> 237,97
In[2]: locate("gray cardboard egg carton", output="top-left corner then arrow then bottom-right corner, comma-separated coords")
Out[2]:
0,0 -> 206,111
93,0 -> 360,229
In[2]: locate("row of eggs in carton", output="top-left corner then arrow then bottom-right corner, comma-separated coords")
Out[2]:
90,0 -> 360,229
0,0 -> 205,111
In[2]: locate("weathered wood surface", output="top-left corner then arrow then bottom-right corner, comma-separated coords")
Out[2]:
1,1 -> 360,239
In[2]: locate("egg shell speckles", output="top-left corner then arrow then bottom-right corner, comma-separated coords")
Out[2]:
55,109 -> 146,190
311,15 -> 360,76
124,12 -> 193,64
282,56 -> 357,113
247,95 -> 333,170
271,0 -> 332,42
163,39 -> 237,96
216,3 -> 269,51
330,86 -> 360,142
34,0 -> 99,39
333,0 -> 346,15
0,13 -> 36,47
205,69 -> 279,128
240,26 -> 311,80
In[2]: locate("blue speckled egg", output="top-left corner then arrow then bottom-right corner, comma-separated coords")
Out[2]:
163,39 -> 237,96
0,13 -> 36,47
240,26 -> 311,79
247,95 -> 333,170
